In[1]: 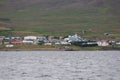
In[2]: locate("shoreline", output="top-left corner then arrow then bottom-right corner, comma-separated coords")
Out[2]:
0,48 -> 119,51
0,45 -> 120,51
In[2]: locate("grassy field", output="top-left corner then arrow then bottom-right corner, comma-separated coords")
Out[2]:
0,45 -> 58,51
0,45 -> 119,51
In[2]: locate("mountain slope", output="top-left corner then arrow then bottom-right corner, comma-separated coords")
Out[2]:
0,0 -> 120,36
0,0 -> 119,12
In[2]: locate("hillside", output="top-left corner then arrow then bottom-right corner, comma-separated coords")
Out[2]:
0,0 -> 120,12
0,0 -> 120,36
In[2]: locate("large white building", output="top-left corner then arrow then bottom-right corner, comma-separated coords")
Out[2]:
23,36 -> 37,45
22,40 -> 34,44
97,40 -> 109,46
64,34 -> 83,42
24,36 -> 37,41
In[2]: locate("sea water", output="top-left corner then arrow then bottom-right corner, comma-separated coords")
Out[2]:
0,51 -> 120,80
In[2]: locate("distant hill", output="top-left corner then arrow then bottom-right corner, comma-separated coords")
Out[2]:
0,0 -> 120,14
0,0 -> 120,36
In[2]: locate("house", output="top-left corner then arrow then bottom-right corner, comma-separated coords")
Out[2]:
48,36 -> 54,40
55,42 -> 61,45
38,36 -> 47,41
97,40 -> 109,46
60,41 -> 71,45
11,41 -> 23,45
49,39 -> 61,43
24,36 -> 37,41
116,42 -> 120,45
0,37 -> 4,45
81,42 -> 98,47
44,43 -> 52,46
11,37 -> 21,41
108,40 -> 116,45
64,34 -> 83,42
114,42 -> 120,48
4,37 -> 11,40
54,41 -> 71,45
3,39 -> 10,45
5,44 -> 14,48
23,40 -> 34,45
23,36 -> 38,45
37,36 -> 48,44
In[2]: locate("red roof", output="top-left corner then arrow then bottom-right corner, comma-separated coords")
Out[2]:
11,41 -> 23,45
0,38 -> 3,40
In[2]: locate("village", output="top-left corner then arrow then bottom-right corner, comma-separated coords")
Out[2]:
0,34 -> 120,50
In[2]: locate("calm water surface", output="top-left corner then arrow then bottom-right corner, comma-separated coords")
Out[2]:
0,51 -> 120,80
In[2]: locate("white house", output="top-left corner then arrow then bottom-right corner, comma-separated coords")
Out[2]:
64,34 -> 83,42
97,40 -> 109,46
5,44 -> 14,48
24,36 -> 37,41
37,36 -> 46,41
23,36 -> 38,45
23,40 -> 34,45
116,42 -> 120,45
44,43 -> 52,46
60,41 -> 71,45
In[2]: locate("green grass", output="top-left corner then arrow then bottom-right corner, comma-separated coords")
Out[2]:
0,30 -> 12,36
0,44 -> 108,51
